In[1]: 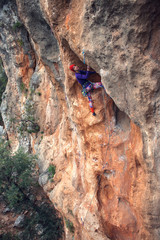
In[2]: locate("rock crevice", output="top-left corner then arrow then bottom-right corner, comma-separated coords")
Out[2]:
0,0 -> 160,239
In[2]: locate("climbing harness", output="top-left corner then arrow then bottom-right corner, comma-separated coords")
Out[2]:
81,82 -> 93,97
81,88 -> 88,97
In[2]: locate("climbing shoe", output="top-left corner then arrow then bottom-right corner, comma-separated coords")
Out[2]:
93,112 -> 96,116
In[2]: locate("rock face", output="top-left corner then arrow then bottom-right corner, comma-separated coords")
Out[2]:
0,0 -> 160,239
14,215 -> 25,228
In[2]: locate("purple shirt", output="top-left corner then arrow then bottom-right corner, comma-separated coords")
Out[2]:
75,70 -> 95,87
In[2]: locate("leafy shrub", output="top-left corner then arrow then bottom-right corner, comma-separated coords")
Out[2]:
12,21 -> 23,31
17,39 -> 23,47
18,101 -> 40,134
19,81 -> 26,92
48,164 -> 56,179
68,208 -> 74,216
0,139 -> 36,210
65,218 -> 75,233
0,139 -> 64,239
0,232 -> 19,240
22,203 -> 64,240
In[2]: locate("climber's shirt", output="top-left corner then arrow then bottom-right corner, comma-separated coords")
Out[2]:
75,70 -> 95,88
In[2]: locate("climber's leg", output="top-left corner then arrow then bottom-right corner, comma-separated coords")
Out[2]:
85,82 -> 103,92
85,83 -> 92,92
87,91 -> 96,116
92,82 -> 103,89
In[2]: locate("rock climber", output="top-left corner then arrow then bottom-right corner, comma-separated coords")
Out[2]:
69,64 -> 103,116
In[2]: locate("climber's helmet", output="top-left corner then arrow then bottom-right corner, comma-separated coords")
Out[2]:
69,64 -> 76,71
69,64 -> 79,72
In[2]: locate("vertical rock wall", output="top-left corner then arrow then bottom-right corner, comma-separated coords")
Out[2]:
0,0 -> 160,239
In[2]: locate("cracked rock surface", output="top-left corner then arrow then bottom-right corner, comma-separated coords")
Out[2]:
0,0 -> 160,239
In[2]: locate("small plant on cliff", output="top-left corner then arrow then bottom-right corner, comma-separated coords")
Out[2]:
68,208 -> 74,216
30,87 -> 35,95
18,100 -> 40,134
19,81 -> 27,93
12,21 -> 23,31
48,164 -> 56,179
17,39 -> 24,47
65,218 -> 75,233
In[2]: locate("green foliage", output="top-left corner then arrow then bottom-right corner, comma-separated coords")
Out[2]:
68,209 -> 74,216
0,232 -> 19,240
10,117 -> 17,124
19,81 -> 26,92
21,203 -> 64,240
39,135 -> 43,144
17,39 -> 23,47
65,218 -> 75,233
48,164 -> 56,179
12,21 -> 23,31
0,139 -> 64,239
5,184 -> 24,209
19,80 -> 29,97
30,88 -> 35,95
18,101 -> 40,134
0,139 -> 36,210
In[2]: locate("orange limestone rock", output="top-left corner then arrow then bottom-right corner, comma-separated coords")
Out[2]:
0,0 -> 160,240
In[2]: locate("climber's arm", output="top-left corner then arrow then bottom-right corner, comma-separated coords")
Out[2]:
76,71 -> 90,79
87,66 -> 96,74
88,71 -> 96,74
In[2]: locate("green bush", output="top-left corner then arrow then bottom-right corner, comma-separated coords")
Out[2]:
48,164 -> 56,179
17,39 -> 23,47
65,218 -> 75,233
12,21 -> 23,31
0,232 -> 19,240
22,203 -> 64,240
17,101 -> 40,134
68,208 -> 74,216
0,139 -> 64,239
0,140 -> 36,210
19,81 -> 26,92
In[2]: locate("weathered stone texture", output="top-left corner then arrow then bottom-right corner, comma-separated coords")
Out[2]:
0,0 -> 160,239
